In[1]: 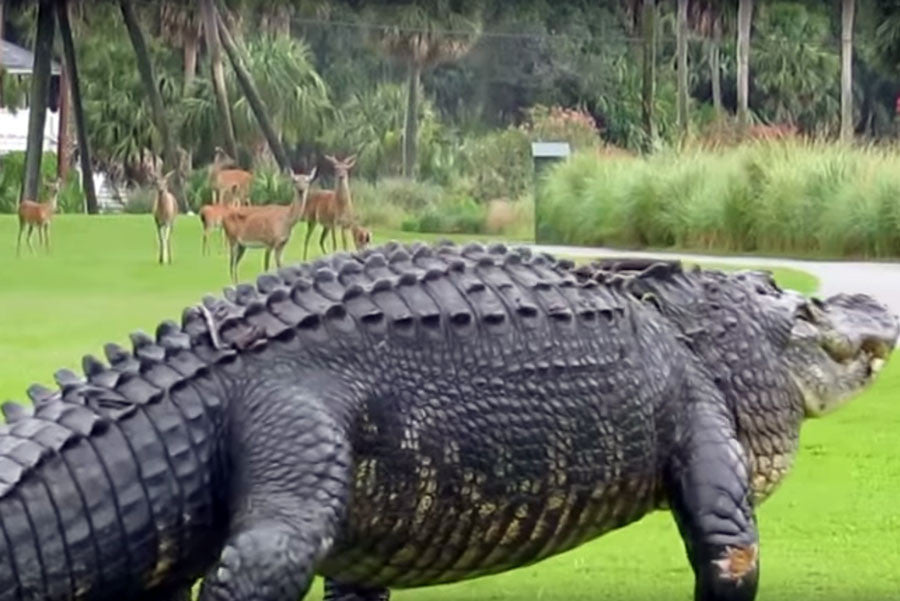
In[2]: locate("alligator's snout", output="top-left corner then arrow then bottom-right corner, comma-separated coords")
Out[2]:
790,292 -> 897,418
820,293 -> 899,367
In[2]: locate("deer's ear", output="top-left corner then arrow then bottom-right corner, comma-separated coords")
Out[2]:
163,170 -> 175,182
324,155 -> 336,164
345,155 -> 357,168
308,166 -> 318,181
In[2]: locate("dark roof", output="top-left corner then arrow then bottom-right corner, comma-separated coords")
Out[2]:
1,39 -> 61,76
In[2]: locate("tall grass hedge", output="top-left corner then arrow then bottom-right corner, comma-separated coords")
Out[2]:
538,140 -> 900,258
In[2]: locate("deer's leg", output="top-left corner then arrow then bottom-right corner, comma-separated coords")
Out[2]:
16,220 -> 25,257
26,224 -> 35,253
231,244 -> 247,284
303,221 -> 316,261
157,225 -> 165,264
340,226 -> 349,251
202,223 -> 209,256
274,243 -> 286,269
264,248 -> 272,272
330,226 -> 338,254
166,224 -> 174,264
319,225 -> 330,254
44,223 -> 51,254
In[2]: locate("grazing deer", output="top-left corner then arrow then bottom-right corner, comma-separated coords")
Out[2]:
209,147 -> 253,207
301,154 -> 357,260
16,181 -> 59,257
349,223 -> 372,251
222,168 -> 317,283
152,170 -> 179,265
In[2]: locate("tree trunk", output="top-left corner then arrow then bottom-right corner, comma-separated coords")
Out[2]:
640,0 -> 657,147
710,15 -> 722,117
403,61 -> 420,179
841,0 -> 855,142
201,0 -> 237,159
737,0 -> 753,127
676,0 -> 688,136
120,0 -> 186,210
21,0 -> 54,204
57,0 -> 98,213
183,29 -> 198,94
214,4 -> 291,173
56,60 -> 69,181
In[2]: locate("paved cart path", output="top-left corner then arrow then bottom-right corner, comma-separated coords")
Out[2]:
529,244 -> 900,315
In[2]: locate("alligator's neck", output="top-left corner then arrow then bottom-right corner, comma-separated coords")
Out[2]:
734,387 -> 805,504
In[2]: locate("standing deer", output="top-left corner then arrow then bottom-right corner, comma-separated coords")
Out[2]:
199,203 -> 233,255
16,180 -> 59,257
222,168 -> 317,283
301,154 -> 357,260
209,147 -> 253,207
152,170 -> 178,265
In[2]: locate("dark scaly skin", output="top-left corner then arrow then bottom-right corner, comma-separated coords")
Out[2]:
0,241 -> 895,601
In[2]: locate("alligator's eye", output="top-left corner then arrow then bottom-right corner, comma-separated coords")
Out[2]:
795,303 -> 816,323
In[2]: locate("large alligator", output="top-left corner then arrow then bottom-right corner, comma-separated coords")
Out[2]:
0,241 -> 896,601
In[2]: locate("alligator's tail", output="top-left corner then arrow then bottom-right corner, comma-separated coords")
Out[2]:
0,319 -> 232,600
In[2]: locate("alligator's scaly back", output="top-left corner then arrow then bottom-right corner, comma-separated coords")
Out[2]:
0,320 -> 234,599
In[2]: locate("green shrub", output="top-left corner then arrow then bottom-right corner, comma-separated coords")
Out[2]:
0,151 -> 60,213
184,168 -> 213,213
56,174 -> 86,214
250,167 -> 295,206
123,187 -> 155,214
459,128 -> 532,203
405,196 -> 487,235
539,140 -> 900,259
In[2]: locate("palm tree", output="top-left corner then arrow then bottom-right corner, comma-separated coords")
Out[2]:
736,0 -> 753,126
676,0 -> 689,136
213,0 -> 291,172
159,2 -> 203,94
640,0 -> 657,146
21,0 -> 54,205
841,0 -> 855,142
119,0 -> 185,209
56,0 -> 98,213
201,0 -> 237,159
371,3 -> 481,179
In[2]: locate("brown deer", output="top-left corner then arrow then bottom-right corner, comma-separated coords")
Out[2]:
209,147 -> 253,207
199,203 -> 234,255
152,170 -> 179,265
222,168 -> 317,283
301,154 -> 357,260
349,223 -> 372,251
16,180 -> 59,257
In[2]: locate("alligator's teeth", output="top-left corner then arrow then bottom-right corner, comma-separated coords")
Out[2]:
871,358 -> 885,373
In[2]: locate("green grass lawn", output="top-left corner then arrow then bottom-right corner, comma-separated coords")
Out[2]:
1,214 -> 897,600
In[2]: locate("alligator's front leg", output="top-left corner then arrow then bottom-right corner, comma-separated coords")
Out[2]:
323,578 -> 390,601
197,389 -> 352,601
666,386 -> 759,601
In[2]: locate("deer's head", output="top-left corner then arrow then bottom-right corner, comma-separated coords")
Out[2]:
351,224 -> 371,251
213,147 -> 237,169
152,170 -> 175,195
325,154 -> 357,181
46,180 -> 60,209
291,167 -> 318,203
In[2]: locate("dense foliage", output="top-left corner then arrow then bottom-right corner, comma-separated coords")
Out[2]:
1,0 -> 899,242
539,139 -> 900,258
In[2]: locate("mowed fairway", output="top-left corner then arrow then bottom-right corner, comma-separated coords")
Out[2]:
1,214 -> 898,600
